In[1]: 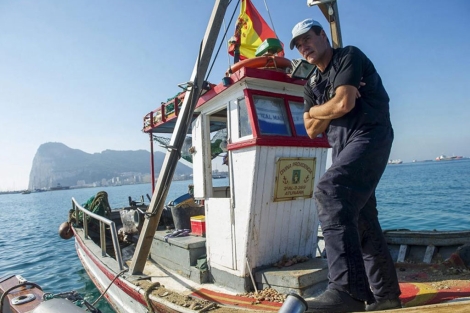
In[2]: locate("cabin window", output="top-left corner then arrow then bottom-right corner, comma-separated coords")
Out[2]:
253,95 -> 291,136
207,107 -> 230,198
288,101 -> 308,137
237,98 -> 252,137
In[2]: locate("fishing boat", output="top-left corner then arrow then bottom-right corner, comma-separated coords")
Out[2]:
0,274 -> 95,313
60,0 -> 470,312
211,174 -> 227,179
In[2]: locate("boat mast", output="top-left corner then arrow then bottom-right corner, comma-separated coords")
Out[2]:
130,0 -> 230,275
309,0 -> 343,48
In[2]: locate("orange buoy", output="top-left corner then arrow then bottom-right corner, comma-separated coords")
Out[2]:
226,56 -> 292,76
59,221 -> 73,240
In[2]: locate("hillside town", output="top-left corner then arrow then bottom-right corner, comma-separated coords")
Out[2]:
0,170 -> 229,195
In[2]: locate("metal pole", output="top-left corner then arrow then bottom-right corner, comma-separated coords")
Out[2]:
149,132 -> 155,192
317,1 -> 343,48
329,1 -> 342,48
130,0 -> 230,274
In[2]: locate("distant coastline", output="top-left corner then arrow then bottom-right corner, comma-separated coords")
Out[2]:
0,172 -> 231,195
0,181 -> 153,195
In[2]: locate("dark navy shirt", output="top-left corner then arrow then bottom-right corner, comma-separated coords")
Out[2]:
303,46 -> 392,157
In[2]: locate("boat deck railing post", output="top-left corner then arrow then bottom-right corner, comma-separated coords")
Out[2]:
71,198 -> 124,270
100,222 -> 106,257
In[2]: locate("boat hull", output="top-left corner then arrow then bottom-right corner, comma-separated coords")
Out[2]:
73,222 -> 470,313
73,230 -> 148,313
71,226 -> 287,312
73,227 -> 235,313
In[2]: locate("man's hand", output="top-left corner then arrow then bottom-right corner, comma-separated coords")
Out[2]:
356,81 -> 366,98
303,112 -> 330,139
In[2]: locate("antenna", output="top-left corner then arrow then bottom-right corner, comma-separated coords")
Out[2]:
262,0 -> 278,39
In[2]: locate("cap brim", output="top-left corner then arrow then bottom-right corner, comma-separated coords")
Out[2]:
289,38 -> 296,50
289,28 -> 311,50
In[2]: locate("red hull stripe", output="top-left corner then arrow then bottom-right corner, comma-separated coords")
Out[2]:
74,231 -> 148,307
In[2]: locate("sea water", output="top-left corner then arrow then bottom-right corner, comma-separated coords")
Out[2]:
377,159 -> 470,230
0,159 -> 469,313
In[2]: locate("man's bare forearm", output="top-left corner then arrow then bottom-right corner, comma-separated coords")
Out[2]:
308,85 -> 357,120
303,112 -> 330,139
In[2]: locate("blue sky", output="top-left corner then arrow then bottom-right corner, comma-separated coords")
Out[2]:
1,0 -> 469,191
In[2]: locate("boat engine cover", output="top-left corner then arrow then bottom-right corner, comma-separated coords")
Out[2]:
32,298 -> 87,313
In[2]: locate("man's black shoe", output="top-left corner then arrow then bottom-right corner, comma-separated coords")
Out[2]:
365,298 -> 401,311
306,289 -> 365,312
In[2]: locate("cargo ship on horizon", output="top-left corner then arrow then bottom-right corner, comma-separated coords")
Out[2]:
435,155 -> 463,161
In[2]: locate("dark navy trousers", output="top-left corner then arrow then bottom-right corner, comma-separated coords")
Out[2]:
314,126 -> 401,303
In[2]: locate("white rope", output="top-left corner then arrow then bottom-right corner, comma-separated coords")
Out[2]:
92,269 -> 128,306
262,0 -> 278,39
223,19 -> 231,68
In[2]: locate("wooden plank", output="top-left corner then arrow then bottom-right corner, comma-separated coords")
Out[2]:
271,147 -> 280,262
256,146 -> 273,266
297,147 -> 314,256
247,146 -> 263,267
231,147 -> 256,271
423,245 -> 436,264
291,147 -> 313,257
206,198 -> 233,269
397,244 -> 408,263
286,150 -> 299,258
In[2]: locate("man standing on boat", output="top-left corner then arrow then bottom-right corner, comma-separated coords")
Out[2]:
290,19 -> 401,312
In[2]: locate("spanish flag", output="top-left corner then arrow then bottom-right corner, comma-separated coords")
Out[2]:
229,0 -> 284,60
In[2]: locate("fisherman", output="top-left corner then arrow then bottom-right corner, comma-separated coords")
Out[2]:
290,18 -> 402,312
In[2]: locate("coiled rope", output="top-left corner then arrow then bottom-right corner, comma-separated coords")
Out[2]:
144,281 -> 162,313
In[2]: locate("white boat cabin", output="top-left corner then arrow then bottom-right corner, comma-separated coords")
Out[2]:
143,65 -> 330,290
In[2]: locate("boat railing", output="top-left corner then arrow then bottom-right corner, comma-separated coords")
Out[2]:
71,197 -> 124,270
143,93 -> 185,131
142,84 -> 215,132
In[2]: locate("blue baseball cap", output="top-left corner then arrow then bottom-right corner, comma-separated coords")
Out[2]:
289,18 -> 323,50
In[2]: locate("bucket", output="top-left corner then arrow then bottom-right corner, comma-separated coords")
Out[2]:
171,205 -> 205,230
278,293 -> 308,313
222,76 -> 232,87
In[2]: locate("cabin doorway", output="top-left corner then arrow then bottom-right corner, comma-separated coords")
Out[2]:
192,106 -> 230,199
192,104 -> 237,269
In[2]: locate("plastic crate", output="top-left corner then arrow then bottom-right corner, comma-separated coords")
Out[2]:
190,215 -> 206,236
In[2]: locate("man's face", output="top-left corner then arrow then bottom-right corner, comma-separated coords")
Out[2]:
294,29 -> 329,66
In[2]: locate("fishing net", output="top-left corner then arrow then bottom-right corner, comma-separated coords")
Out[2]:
153,128 -> 227,163
70,191 -> 112,226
